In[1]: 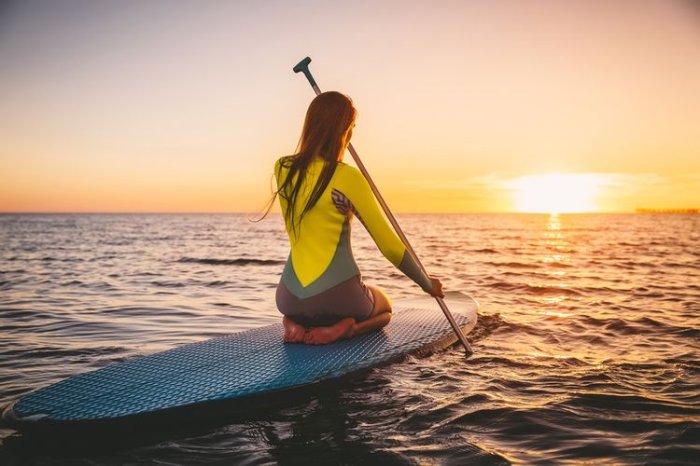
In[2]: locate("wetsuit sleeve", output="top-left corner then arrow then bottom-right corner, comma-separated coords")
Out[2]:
338,166 -> 433,293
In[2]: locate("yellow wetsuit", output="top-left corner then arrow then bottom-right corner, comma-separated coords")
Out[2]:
275,155 -> 432,300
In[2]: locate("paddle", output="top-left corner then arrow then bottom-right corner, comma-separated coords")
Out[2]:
293,57 -> 474,356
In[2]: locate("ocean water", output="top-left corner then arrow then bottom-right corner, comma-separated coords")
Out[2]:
0,213 -> 698,465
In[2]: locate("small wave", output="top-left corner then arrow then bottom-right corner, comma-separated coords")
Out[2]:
653,261 -> 700,270
545,245 -> 576,253
2,345 -> 126,360
151,280 -> 187,288
578,315 -> 699,338
40,256 -> 84,262
526,284 -> 582,296
177,257 -> 285,266
467,313 -> 504,342
206,280 -> 234,288
488,281 -> 583,296
544,261 -> 573,268
565,392 -> 697,415
484,261 -> 539,269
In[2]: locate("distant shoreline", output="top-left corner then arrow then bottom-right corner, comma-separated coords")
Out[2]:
635,208 -> 698,214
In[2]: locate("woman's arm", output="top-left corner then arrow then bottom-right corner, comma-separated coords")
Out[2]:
337,165 -> 434,293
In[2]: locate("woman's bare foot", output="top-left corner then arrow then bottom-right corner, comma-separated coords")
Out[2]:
283,317 -> 308,343
303,317 -> 355,345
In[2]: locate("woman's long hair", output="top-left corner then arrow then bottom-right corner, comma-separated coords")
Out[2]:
254,91 -> 356,236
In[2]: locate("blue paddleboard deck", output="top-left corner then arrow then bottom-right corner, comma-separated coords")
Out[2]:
3,292 -> 478,431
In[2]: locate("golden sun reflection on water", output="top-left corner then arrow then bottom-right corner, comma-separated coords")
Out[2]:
530,213 -> 579,315
541,214 -> 570,270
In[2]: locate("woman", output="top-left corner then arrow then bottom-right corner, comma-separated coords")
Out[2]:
272,91 -> 443,345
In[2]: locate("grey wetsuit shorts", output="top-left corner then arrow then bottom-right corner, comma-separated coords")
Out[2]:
276,275 -> 375,326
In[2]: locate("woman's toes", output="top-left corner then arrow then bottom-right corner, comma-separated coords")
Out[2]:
283,317 -> 307,343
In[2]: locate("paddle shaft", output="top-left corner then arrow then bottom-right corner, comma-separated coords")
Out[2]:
293,57 -> 473,356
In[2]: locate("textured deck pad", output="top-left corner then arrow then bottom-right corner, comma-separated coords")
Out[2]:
7,293 -> 477,425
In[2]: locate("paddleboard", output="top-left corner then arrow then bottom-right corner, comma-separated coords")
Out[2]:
2,292 -> 478,431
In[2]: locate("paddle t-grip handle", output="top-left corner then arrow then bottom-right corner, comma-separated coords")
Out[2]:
293,57 -> 319,93
291,57 -> 474,356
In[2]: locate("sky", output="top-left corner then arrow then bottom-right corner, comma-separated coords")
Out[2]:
1,0 -> 699,213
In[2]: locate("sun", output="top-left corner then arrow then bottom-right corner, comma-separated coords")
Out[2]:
510,173 -> 602,213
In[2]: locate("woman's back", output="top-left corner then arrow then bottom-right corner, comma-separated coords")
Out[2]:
275,155 -> 359,298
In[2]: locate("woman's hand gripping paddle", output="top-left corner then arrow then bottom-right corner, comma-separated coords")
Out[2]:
292,57 -> 474,356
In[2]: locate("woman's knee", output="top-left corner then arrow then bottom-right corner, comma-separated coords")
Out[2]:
368,285 -> 392,317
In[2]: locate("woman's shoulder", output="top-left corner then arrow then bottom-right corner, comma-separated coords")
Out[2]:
335,161 -> 362,178
333,162 -> 367,189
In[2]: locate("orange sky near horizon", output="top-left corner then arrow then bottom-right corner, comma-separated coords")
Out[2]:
1,0 -> 699,213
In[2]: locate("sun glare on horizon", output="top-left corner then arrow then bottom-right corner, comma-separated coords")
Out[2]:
510,173 -> 603,213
